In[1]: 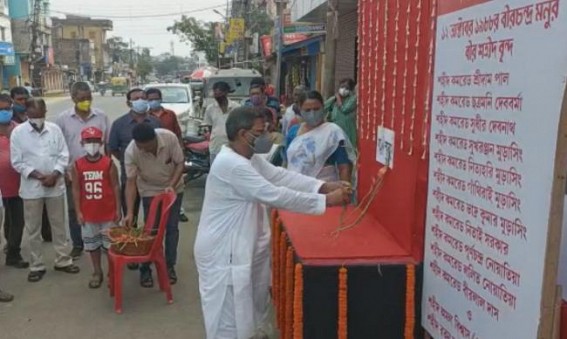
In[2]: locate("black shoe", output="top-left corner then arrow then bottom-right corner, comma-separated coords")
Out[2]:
140,270 -> 154,288
127,263 -> 139,270
54,264 -> 80,274
28,270 -> 46,282
168,266 -> 177,285
69,247 -> 83,260
6,258 -> 29,269
179,213 -> 189,222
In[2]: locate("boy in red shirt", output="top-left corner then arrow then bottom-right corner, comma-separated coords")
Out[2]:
71,127 -> 121,288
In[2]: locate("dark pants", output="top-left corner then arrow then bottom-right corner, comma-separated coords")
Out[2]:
120,177 -> 140,226
41,205 -> 52,241
66,183 -> 83,249
140,193 -> 183,273
2,197 -> 25,261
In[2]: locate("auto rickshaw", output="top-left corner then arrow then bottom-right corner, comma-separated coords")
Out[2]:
110,77 -> 130,96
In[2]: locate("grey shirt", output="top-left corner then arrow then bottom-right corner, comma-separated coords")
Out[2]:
108,112 -> 160,177
55,107 -> 110,164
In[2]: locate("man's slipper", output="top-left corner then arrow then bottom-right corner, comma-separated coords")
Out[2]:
54,265 -> 80,274
28,270 -> 46,282
0,290 -> 14,302
88,274 -> 104,289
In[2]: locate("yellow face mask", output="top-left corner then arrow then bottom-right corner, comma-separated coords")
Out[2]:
76,100 -> 92,112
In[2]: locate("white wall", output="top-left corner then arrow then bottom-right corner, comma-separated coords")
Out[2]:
290,0 -> 326,22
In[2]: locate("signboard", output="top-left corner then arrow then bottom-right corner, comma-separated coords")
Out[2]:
227,18 -> 245,44
283,33 -> 310,45
422,1 -> 567,339
283,22 -> 326,34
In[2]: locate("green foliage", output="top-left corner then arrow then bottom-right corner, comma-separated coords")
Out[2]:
136,48 -> 153,81
154,56 -> 183,76
168,17 -> 217,63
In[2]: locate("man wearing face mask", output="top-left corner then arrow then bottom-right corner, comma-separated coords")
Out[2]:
10,86 -> 52,244
325,78 -> 358,149
146,88 -> 182,140
194,107 -> 351,339
203,81 -> 240,164
10,98 -> 80,282
108,89 -> 160,230
242,77 -> 281,115
10,87 -> 29,124
0,94 -> 28,269
55,81 -> 111,260
123,124 -> 185,287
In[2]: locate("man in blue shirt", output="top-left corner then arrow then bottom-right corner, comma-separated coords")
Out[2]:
108,89 -> 160,230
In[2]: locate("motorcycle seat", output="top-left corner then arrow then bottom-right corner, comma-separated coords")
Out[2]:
184,135 -> 206,143
187,141 -> 209,152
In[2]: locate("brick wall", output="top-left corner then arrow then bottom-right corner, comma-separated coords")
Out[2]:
334,9 -> 358,88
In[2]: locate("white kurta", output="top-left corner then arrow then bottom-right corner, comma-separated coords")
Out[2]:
195,146 -> 326,339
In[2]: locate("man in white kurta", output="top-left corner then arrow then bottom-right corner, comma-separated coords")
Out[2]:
194,107 -> 349,339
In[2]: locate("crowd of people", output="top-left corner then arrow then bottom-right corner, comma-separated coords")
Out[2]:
0,76 -> 358,339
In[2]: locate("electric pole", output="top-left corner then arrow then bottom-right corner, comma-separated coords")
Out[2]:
29,0 -> 42,86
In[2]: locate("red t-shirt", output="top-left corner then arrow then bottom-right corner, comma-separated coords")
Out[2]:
75,156 -> 117,223
153,109 -> 182,140
0,122 -> 21,198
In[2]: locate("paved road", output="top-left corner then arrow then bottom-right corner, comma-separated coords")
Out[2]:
0,94 -> 208,338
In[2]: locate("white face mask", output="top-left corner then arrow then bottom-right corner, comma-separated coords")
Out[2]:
338,88 -> 350,97
29,118 -> 45,129
83,143 -> 101,156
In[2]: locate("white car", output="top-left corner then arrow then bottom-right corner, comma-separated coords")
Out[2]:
143,83 -> 197,135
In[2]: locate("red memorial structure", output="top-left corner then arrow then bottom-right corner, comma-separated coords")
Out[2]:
271,0 -> 436,338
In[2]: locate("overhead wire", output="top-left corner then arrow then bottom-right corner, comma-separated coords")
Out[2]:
49,3 -> 226,19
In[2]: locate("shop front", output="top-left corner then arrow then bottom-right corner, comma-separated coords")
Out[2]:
280,35 -> 324,100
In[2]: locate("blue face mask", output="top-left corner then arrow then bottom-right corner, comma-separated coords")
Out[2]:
0,109 -> 13,124
131,99 -> 149,114
13,104 -> 25,114
148,100 -> 162,110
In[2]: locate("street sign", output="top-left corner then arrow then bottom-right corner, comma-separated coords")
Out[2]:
226,18 -> 245,44
283,23 -> 326,34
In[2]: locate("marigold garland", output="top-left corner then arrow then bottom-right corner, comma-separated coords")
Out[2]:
278,232 -> 287,329
284,246 -> 294,339
338,267 -> 348,339
293,263 -> 304,339
404,264 -> 416,339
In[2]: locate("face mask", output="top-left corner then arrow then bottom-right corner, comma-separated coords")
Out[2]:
301,109 -> 326,127
131,99 -> 149,114
29,118 -> 45,129
247,132 -> 273,154
13,103 -> 26,114
83,143 -> 101,156
250,94 -> 263,106
339,88 -> 350,97
0,109 -> 12,124
148,100 -> 162,110
76,100 -> 92,112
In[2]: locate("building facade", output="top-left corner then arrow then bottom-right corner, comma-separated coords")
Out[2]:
8,0 -> 64,93
52,15 -> 113,82
0,0 -> 15,90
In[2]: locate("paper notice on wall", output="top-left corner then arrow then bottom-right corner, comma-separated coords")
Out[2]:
376,126 -> 394,169
421,1 -> 567,339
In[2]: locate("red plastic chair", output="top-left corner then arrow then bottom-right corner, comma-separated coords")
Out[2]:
107,192 -> 177,314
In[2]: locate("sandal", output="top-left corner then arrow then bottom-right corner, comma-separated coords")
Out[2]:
54,265 -> 80,274
140,271 -> 154,288
88,274 -> 104,289
28,270 -> 46,282
0,289 -> 14,302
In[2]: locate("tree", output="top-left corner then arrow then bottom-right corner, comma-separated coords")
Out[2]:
168,16 -> 217,63
136,48 -> 153,82
107,36 -> 130,64
154,56 -> 183,77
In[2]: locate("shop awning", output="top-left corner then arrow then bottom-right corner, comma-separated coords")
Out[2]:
282,35 -> 324,57
0,42 -> 15,56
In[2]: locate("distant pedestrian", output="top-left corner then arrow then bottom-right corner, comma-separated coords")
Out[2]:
10,98 -> 79,283
0,94 -> 28,269
24,82 -> 33,97
325,78 -> 358,149
242,77 -> 281,116
202,81 -> 239,164
55,81 -> 111,260
71,127 -> 120,289
123,124 -> 185,287
281,85 -> 307,138
0,189 -> 15,302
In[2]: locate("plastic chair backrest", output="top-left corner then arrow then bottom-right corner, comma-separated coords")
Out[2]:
143,192 -> 177,257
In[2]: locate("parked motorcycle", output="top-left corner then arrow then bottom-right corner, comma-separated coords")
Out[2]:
183,130 -> 210,183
